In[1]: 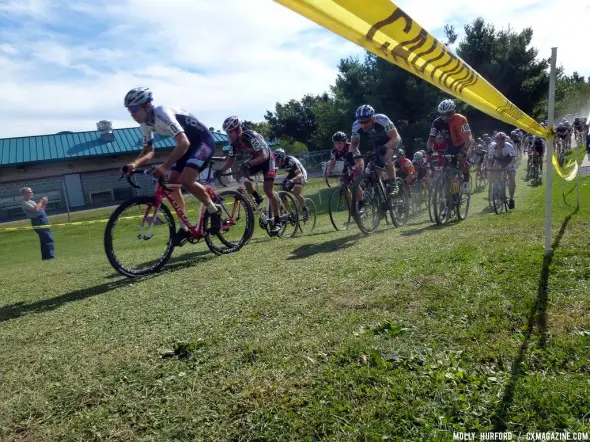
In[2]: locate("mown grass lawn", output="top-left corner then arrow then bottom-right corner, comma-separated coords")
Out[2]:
0,150 -> 589,441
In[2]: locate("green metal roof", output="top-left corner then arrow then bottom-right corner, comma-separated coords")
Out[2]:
0,127 -> 229,167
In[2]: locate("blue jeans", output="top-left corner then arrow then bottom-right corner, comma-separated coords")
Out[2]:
31,210 -> 55,260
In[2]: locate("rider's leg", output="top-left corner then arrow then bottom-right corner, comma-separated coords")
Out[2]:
508,169 -> 516,199
168,170 -> 188,229
292,183 -> 306,209
384,148 -> 396,181
263,178 -> 280,218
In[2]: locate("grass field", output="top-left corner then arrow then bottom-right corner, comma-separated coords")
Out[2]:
1,150 -> 589,441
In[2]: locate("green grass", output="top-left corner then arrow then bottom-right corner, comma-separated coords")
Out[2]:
0,154 -> 589,441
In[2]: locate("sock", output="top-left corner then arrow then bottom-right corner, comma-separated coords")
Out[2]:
274,215 -> 280,224
207,203 -> 219,214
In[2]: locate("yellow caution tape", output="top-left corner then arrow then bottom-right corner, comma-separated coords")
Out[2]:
552,153 -> 579,182
274,0 -> 547,137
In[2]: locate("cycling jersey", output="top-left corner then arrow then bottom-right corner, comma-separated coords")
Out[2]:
280,155 -> 308,181
140,105 -> 215,172
227,129 -> 271,159
488,141 -> 517,169
351,114 -> 396,153
429,113 -> 471,155
556,127 -> 569,138
395,157 -> 416,182
331,145 -> 359,167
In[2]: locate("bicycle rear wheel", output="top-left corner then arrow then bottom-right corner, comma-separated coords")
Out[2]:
204,190 -> 254,255
328,187 -> 352,231
351,173 -> 381,234
104,196 -> 175,277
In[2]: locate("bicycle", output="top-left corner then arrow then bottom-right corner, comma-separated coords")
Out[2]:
529,151 -> 542,185
556,138 -> 565,166
488,167 -> 513,214
104,157 -> 253,277
351,154 -> 409,234
328,169 -> 354,231
432,154 -> 471,225
218,172 -> 300,240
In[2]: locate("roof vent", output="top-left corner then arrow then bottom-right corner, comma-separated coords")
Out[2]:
97,120 -> 114,142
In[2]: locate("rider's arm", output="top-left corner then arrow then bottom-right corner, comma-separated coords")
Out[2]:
384,127 -> 401,150
132,143 -> 155,168
221,156 -> 236,171
248,148 -> 268,167
325,158 -> 336,176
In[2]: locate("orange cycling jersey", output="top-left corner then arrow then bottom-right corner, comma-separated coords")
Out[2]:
430,113 -> 471,154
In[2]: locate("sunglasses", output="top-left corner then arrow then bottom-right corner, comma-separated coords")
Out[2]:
359,118 -> 372,125
127,105 -> 142,114
441,112 -> 453,117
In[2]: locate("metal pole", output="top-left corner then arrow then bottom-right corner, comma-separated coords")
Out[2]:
61,181 -> 72,222
544,47 -> 557,256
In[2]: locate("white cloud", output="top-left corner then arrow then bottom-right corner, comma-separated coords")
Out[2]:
0,0 -> 588,138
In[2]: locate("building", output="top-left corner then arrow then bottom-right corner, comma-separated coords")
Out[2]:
0,121 -> 230,220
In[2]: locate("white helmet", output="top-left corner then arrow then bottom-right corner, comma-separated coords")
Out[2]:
438,99 -> 456,114
124,87 -> 153,107
222,115 -> 241,132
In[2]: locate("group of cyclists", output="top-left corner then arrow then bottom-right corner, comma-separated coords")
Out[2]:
121,86 -> 586,244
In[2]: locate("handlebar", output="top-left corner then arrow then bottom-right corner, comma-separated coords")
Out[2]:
119,166 -> 172,191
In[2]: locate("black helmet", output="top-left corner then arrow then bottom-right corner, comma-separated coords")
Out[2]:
332,131 -> 348,142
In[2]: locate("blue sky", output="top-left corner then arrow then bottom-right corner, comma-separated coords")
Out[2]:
0,0 -> 588,138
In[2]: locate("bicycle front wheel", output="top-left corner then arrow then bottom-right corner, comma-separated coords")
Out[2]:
390,178 -> 410,228
329,187 -> 352,231
204,190 -> 254,255
298,197 -> 317,235
276,191 -> 300,238
457,180 -> 471,221
351,173 -> 381,234
491,182 -> 505,214
104,197 -> 176,277
433,176 -> 450,225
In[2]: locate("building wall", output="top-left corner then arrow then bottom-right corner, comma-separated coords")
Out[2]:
0,146 -> 230,221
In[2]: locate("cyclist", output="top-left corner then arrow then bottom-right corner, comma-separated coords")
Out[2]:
486,132 -> 517,209
325,131 -> 361,185
218,115 -> 282,236
394,149 -> 417,185
472,142 -> 487,174
573,117 -> 584,146
122,87 -> 221,246
273,149 -> 310,220
563,119 -> 573,152
556,122 -> 569,153
533,136 -> 545,175
427,99 -> 474,192
350,104 -> 402,195
412,150 -> 431,183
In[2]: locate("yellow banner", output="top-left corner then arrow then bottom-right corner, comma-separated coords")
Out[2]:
275,0 -> 548,137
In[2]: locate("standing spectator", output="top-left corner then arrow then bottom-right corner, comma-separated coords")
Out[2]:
20,187 -> 55,260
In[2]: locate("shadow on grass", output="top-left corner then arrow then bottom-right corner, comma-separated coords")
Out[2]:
492,206 -> 578,431
400,222 -> 446,237
287,233 -> 363,260
0,250 -> 213,323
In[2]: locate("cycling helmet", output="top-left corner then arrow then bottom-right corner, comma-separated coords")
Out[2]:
413,151 -> 424,161
482,133 -> 489,138
396,148 -> 405,158
355,104 -> 375,120
332,131 -> 348,142
534,136 -> 544,145
562,118 -> 566,122
222,116 -> 241,132
437,99 -> 456,114
494,132 -> 508,142
558,123 -> 564,129
274,148 -> 286,160
575,117 -> 580,122
124,87 -> 153,107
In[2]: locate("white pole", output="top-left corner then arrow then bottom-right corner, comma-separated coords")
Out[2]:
544,47 -> 558,255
